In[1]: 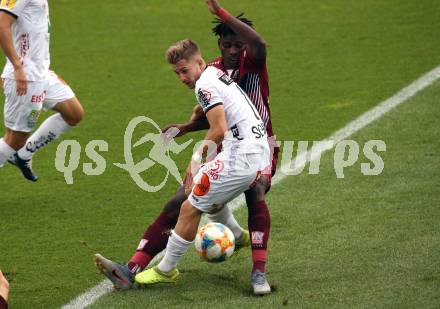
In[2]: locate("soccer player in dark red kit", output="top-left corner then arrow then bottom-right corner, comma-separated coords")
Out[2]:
94,0 -> 278,295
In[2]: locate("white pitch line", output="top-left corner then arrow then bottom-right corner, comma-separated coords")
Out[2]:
61,65 -> 440,309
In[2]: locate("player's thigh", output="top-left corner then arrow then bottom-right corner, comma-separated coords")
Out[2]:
3,79 -> 45,140
43,71 -> 83,125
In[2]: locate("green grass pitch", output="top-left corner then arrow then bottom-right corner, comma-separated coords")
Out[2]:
0,0 -> 439,308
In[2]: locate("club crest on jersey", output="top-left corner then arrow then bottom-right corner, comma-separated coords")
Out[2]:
197,89 -> 211,108
219,73 -> 233,85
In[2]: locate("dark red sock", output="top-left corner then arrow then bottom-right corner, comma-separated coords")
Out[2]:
252,250 -> 268,273
128,211 -> 177,272
248,200 -> 271,273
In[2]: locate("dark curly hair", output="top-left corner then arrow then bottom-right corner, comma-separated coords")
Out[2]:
211,13 -> 254,37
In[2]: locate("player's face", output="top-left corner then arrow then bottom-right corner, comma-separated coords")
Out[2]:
172,57 -> 204,89
219,35 -> 246,70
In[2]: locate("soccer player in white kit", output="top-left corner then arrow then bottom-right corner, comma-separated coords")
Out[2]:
0,0 -> 84,181
135,39 -> 271,291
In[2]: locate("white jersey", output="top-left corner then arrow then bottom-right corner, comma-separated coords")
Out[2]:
195,66 -> 269,154
0,0 -> 50,81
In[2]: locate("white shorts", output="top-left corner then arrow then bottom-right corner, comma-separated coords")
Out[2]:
188,149 -> 270,213
2,70 -> 75,132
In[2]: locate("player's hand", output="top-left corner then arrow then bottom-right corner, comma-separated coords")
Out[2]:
206,0 -> 221,15
161,124 -> 187,137
13,65 -> 27,96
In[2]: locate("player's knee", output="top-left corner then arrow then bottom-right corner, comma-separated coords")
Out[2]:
58,99 -> 84,126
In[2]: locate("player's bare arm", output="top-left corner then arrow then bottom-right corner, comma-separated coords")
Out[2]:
0,11 -> 27,95
161,104 -> 209,137
185,104 -> 227,193
199,103 -> 227,148
188,104 -> 227,170
161,119 -> 209,137
205,0 -> 266,61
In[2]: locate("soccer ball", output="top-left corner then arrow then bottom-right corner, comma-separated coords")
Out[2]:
195,222 -> 235,263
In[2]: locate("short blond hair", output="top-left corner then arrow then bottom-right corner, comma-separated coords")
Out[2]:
166,39 -> 201,64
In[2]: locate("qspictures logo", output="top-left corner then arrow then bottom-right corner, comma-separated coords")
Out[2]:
54,116 -> 386,192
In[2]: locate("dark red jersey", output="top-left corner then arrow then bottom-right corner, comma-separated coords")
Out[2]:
209,50 -> 279,176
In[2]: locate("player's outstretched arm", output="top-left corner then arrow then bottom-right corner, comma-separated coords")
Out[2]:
182,104 -> 209,133
0,11 -> 27,95
161,119 -> 209,137
205,0 -> 266,61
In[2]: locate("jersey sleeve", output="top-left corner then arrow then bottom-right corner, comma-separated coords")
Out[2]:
195,74 -> 223,114
0,0 -> 29,18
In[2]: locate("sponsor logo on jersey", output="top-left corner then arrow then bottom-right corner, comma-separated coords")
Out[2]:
0,0 -> 17,9
197,88 -> 211,108
31,90 -> 47,103
219,73 -> 233,85
20,34 -> 29,58
251,122 -> 267,139
230,124 -> 243,140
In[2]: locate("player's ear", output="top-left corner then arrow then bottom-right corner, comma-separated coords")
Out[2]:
196,56 -> 204,67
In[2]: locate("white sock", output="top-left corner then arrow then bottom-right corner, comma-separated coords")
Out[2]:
157,231 -> 193,273
0,138 -> 16,166
207,205 -> 244,240
18,113 -> 72,160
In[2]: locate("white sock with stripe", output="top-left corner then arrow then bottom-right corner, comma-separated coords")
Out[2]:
17,113 -> 72,160
157,231 -> 193,273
